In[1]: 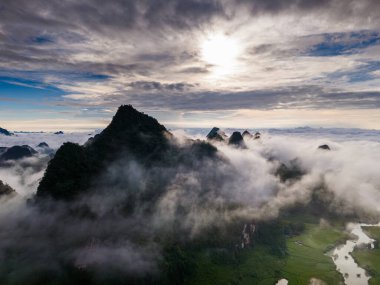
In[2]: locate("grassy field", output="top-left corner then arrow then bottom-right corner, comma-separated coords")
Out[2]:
282,223 -> 346,284
185,218 -> 347,285
183,246 -> 285,285
352,226 -> 380,285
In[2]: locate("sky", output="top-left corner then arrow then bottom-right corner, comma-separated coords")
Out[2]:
0,0 -> 380,131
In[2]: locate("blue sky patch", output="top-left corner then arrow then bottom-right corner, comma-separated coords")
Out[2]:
0,76 -> 64,98
308,31 -> 380,57
79,73 -> 111,81
31,35 -> 54,44
326,61 -> 380,83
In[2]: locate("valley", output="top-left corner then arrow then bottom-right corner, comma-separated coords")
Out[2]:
185,214 -> 348,285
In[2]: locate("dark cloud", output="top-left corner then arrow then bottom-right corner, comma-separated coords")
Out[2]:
0,0 -> 224,36
1,0 -> 380,73
120,86 -> 380,111
1,0 -> 379,50
179,66 -> 210,74
237,0 -> 380,18
53,84 -> 380,112
142,0 -> 225,29
238,0 -> 334,14
1,0 -> 380,125
129,81 -> 195,92
0,0 -> 224,76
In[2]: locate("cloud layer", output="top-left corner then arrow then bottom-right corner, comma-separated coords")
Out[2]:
1,0 -> 380,129
0,128 -> 380,282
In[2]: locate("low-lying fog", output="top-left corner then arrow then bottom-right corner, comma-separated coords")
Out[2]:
0,127 -> 379,282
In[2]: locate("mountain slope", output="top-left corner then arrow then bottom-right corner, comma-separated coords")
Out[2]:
0,127 -> 12,136
37,105 -> 216,200
0,180 -> 16,196
0,145 -> 37,161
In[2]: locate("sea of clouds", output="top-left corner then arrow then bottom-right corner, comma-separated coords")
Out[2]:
1,127 -> 380,215
0,127 -> 379,282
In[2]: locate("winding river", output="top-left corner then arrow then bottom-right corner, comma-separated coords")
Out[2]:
332,223 -> 380,285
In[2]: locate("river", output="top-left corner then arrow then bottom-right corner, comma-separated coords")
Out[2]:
332,223 -> 380,285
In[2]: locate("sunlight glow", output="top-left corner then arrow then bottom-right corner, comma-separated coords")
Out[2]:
201,33 -> 240,75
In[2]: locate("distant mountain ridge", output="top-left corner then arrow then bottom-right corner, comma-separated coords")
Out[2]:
0,127 -> 12,136
0,145 -> 37,161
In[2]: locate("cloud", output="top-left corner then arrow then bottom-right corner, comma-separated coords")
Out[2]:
72,241 -> 160,275
1,0 -> 380,129
236,0 -> 380,21
0,132 -> 91,195
129,81 -> 195,92
0,155 -> 49,196
306,31 -> 380,57
119,86 -> 380,111
0,128 -> 380,282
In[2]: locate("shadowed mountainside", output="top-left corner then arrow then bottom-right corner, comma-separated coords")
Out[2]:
0,180 -> 16,196
0,105 -> 369,285
37,105 -> 217,200
0,145 -> 37,161
0,127 -> 12,136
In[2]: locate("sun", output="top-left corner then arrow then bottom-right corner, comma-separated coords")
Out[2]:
200,33 -> 240,75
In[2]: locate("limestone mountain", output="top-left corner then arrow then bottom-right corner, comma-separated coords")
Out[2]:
0,180 -> 16,196
242,130 -> 253,139
228,131 -> 246,148
318,144 -> 331,150
206,127 -> 227,141
0,145 -> 37,161
37,142 -> 49,148
37,105 -> 217,200
0,127 -> 12,136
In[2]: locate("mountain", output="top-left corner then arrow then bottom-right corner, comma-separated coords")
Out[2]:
0,147 -> 7,155
228,131 -> 246,148
37,142 -> 49,148
242,130 -> 253,139
37,105 -> 217,200
9,105 -> 342,285
36,142 -> 55,157
276,159 -> 304,182
0,145 -> 37,161
318,144 -> 331,150
86,104 -> 170,163
242,130 -> 261,140
206,127 -> 227,141
0,127 -> 12,136
0,179 -> 16,196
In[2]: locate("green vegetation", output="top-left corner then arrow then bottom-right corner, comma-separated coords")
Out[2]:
32,106 -> 354,284
282,223 -> 346,284
183,245 -> 284,285
352,226 -> 380,285
184,216 -> 347,285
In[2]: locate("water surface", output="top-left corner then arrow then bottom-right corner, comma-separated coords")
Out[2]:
332,223 -> 379,285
